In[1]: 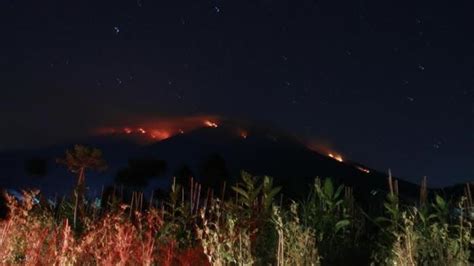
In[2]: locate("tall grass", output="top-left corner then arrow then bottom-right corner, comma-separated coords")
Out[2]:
371,174 -> 472,265
0,171 -> 472,265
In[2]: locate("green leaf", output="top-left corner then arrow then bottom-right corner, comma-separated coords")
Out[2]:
435,195 -> 446,209
334,199 -> 344,207
241,170 -> 253,186
334,184 -> 344,199
263,175 -> 272,189
383,203 -> 396,214
323,178 -> 334,198
427,214 -> 438,221
231,186 -> 249,200
375,217 -> 392,224
335,219 -> 350,233
269,187 -> 282,198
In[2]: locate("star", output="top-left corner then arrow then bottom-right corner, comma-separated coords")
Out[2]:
175,91 -> 184,100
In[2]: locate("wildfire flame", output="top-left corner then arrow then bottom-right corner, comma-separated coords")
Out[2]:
356,166 -> 370,174
97,117 -> 356,171
204,120 -> 218,128
328,153 -> 343,162
95,115 -> 221,142
149,130 -> 171,140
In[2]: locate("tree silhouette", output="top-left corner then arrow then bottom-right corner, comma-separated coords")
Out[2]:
115,158 -> 167,188
24,157 -> 47,177
174,164 -> 194,188
199,153 -> 229,192
57,145 -> 107,228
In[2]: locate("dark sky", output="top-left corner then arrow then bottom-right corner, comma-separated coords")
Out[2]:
1,0 -> 473,186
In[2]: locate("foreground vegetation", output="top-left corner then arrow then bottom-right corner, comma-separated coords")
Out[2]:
0,146 -> 472,265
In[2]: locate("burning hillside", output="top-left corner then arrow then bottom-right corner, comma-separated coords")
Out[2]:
95,115 -> 221,141
95,115 -> 356,167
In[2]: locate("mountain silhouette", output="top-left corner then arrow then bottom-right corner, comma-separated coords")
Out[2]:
0,119 -> 421,202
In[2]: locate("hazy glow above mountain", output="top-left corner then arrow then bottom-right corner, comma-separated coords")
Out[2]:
95,115 -> 352,166
95,115 -> 221,141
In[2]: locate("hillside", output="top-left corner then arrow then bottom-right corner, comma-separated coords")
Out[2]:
0,120 -> 420,201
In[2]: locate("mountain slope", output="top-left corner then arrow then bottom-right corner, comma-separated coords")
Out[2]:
139,123 -> 419,200
0,120 -> 420,201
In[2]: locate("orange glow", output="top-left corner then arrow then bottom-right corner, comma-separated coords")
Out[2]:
149,130 -> 171,140
204,120 -> 218,128
95,115 -> 221,143
328,153 -> 343,162
356,166 -> 370,174
240,130 -> 248,139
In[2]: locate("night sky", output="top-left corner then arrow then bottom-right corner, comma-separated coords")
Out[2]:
1,0 -> 473,186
